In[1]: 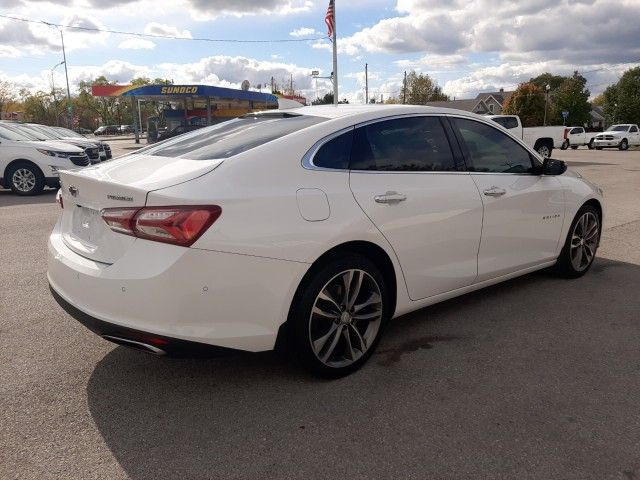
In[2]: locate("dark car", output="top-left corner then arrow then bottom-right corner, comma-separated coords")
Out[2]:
94,125 -> 120,136
157,124 -> 204,142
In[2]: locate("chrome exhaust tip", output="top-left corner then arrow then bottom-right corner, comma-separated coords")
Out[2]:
102,335 -> 166,355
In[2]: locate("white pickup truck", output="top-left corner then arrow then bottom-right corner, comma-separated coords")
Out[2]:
593,124 -> 640,151
488,115 -> 566,158
564,126 -> 600,150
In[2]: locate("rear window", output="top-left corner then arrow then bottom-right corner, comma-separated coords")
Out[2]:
491,116 -> 519,130
135,113 -> 327,160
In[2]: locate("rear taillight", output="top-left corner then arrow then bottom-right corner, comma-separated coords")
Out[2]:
101,205 -> 221,247
564,128 -> 569,139
55,189 -> 63,209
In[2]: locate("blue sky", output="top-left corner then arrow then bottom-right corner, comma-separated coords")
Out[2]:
1,0 -> 639,103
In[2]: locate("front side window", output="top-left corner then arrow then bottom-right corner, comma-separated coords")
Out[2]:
453,118 -> 536,174
630,126 -> 638,133
135,113 -> 327,160
350,116 -> 456,172
570,127 -> 583,134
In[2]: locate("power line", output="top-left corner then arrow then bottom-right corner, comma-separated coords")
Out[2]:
0,13 -> 327,44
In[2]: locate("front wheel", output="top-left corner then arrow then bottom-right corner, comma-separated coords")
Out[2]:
288,255 -> 390,378
571,145 -> 578,150
619,139 -> 629,151
7,162 -> 45,196
553,205 -> 600,278
587,139 -> 594,150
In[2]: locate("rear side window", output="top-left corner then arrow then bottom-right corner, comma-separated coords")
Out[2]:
453,118 -> 535,174
313,130 -> 354,169
631,126 -> 639,133
350,116 -> 456,171
491,116 -> 519,130
136,114 -> 327,160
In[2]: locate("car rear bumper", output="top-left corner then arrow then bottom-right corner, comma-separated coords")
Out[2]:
47,219 -> 308,352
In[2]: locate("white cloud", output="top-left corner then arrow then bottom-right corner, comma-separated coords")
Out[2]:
289,27 -> 318,37
143,22 -> 192,39
118,38 -> 156,50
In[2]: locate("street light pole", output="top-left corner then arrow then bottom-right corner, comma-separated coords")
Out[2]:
43,21 -> 73,128
51,61 -> 65,126
544,83 -> 550,126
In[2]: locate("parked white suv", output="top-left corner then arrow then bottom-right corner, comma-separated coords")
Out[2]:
593,124 -> 640,150
0,124 -> 89,195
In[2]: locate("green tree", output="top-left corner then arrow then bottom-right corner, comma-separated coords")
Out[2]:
601,66 -> 640,125
400,71 -> 448,104
552,71 -> 591,126
311,93 -> 349,105
502,82 -> 546,127
529,73 -> 566,91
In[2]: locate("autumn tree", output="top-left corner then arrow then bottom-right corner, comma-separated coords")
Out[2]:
502,82 -> 545,127
400,71 -> 449,105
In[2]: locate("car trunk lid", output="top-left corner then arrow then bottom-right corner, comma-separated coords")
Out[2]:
58,154 -> 223,264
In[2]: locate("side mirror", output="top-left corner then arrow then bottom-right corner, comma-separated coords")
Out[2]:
542,158 -> 567,176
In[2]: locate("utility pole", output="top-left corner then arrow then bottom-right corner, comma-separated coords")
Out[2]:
43,21 -> 73,128
403,71 -> 407,104
365,63 -> 369,104
290,73 -> 293,96
271,76 -> 275,94
60,29 -> 72,128
544,83 -> 550,126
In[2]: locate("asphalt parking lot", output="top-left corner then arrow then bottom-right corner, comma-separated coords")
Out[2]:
1,146 -> 639,479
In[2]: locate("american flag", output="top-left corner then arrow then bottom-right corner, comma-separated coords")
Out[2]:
325,0 -> 335,39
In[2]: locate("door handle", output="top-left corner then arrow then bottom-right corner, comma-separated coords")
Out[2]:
483,186 -> 507,197
374,191 -> 407,204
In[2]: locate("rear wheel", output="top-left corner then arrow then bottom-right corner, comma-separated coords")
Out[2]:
288,255 -> 390,378
535,142 -> 552,158
595,146 -> 603,150
554,205 -> 600,278
571,145 -> 578,150
619,139 -> 629,151
7,162 -> 45,196
561,139 -> 570,150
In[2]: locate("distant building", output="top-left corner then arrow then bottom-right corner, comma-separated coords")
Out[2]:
426,88 -> 515,115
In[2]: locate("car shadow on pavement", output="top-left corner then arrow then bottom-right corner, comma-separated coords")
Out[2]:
0,189 -> 57,207
86,257 -> 640,480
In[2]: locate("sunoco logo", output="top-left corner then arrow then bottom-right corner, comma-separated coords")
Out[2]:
160,86 -> 198,94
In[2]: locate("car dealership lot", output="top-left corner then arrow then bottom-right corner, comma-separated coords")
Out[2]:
1,148 -> 639,479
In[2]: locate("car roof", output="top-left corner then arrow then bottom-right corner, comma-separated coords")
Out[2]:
268,104 -> 490,126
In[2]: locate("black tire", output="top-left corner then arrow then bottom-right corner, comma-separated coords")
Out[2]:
288,254 -> 391,378
595,146 -> 603,150
571,145 -> 578,150
553,205 -> 600,278
587,139 -> 594,150
619,139 -> 629,151
561,140 -> 569,150
6,161 -> 45,196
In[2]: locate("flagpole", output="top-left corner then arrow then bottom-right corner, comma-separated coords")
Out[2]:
332,2 -> 338,106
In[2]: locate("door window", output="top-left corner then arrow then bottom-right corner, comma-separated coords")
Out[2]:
350,116 -> 456,171
491,116 -> 519,130
453,118 -> 537,174
570,127 -> 583,134
630,126 -> 638,133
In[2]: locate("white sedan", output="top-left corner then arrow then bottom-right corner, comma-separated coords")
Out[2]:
48,105 -> 604,377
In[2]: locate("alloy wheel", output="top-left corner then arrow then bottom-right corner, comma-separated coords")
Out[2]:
308,269 -> 383,368
537,145 -> 551,158
570,211 -> 599,272
12,168 -> 36,193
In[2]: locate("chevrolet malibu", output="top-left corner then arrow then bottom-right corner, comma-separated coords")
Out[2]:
48,105 -> 604,377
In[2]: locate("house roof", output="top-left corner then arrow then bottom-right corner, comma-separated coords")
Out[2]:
475,90 -> 514,105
